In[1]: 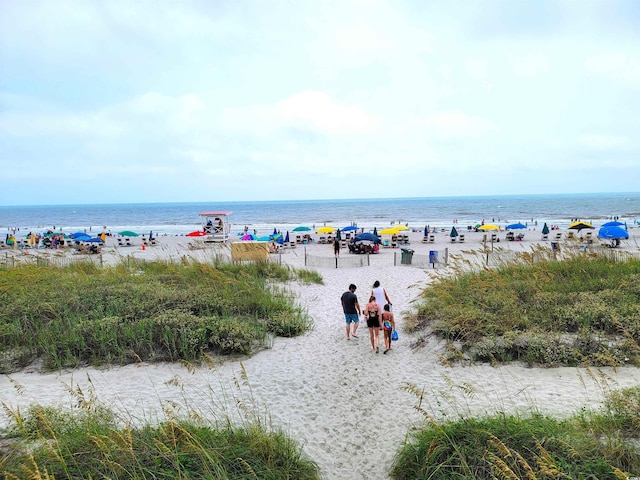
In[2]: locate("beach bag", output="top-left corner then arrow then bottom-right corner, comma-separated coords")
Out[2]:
391,330 -> 398,341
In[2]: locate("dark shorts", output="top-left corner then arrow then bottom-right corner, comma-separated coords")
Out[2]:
367,315 -> 380,328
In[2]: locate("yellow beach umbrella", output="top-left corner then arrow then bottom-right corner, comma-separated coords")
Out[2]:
379,228 -> 399,235
394,225 -> 409,231
316,226 -> 335,234
478,224 -> 500,231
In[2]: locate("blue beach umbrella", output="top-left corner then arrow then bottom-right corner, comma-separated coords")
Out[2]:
70,232 -> 92,240
84,237 -> 104,243
354,232 -> 381,244
284,231 -> 290,243
506,223 -> 527,230
341,225 -> 358,232
601,221 -> 624,228
598,226 -> 629,240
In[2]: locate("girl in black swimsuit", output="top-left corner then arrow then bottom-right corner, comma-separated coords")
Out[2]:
364,295 -> 381,353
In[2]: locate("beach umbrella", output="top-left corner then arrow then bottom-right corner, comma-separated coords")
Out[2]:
293,226 -> 311,232
542,223 -> 550,235
379,228 -> 399,235
70,232 -> 91,240
394,225 -> 409,231
450,226 -> 459,237
601,221 -> 624,228
373,227 -> 378,237
240,234 -> 255,241
276,234 -> 284,245
84,237 -> 104,243
478,224 -> 499,231
424,225 -> 428,237
341,225 -> 358,232
256,235 -> 271,242
354,232 -> 381,244
568,221 -> 594,231
506,223 -> 527,230
598,226 -> 629,240
186,231 -> 206,237
118,230 -> 139,237
273,227 -> 278,235
336,229 -> 342,241
317,226 -> 334,234
284,231 -> 290,243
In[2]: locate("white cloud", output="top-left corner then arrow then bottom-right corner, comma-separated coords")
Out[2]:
278,91 -> 377,133
422,112 -> 500,140
585,53 -> 640,87
511,53 -> 549,77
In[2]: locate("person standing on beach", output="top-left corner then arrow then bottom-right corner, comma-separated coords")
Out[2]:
381,304 -> 395,354
371,280 -> 391,345
341,284 -> 361,340
334,238 -> 340,257
364,295 -> 382,352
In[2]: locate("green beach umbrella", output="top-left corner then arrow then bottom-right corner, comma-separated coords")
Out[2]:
542,223 -> 550,235
118,230 -> 139,237
450,226 -> 459,237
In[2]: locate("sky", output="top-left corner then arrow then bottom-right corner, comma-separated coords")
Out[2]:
1,0 -> 639,206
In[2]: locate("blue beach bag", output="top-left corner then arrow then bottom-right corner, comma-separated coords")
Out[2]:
391,330 -> 398,341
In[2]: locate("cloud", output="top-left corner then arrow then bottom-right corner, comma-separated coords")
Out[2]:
585,53 -> 640,87
422,112 -> 500,140
278,91 -> 377,133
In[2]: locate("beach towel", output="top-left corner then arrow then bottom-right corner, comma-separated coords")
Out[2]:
383,320 -> 393,330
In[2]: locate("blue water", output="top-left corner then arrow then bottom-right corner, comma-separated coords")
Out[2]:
1,193 -> 639,237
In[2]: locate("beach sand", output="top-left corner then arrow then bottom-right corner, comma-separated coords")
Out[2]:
2,229 -> 640,479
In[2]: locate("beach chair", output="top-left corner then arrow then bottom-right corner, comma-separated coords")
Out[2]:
506,232 -> 515,241
451,236 -> 456,242
554,232 -> 562,241
125,238 -> 132,247
117,238 -> 124,247
429,235 -> 435,243
459,234 -> 465,243
542,234 -> 549,241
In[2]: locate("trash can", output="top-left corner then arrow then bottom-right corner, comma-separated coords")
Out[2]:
429,250 -> 438,264
401,248 -> 414,265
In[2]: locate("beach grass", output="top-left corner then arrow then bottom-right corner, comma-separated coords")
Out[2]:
390,390 -> 640,479
0,260 -> 315,373
0,367 -> 321,479
406,255 -> 640,366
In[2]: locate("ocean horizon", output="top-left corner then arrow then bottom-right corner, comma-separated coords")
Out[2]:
2,192 -> 639,237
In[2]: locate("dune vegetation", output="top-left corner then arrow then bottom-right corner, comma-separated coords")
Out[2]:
0,260 -> 316,373
406,256 -> 640,367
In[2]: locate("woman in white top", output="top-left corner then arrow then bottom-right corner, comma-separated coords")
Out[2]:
371,280 -> 391,345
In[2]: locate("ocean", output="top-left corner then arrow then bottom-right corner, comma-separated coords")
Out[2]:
1,192 -> 639,237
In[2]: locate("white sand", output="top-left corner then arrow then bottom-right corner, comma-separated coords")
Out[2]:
2,229 -> 640,479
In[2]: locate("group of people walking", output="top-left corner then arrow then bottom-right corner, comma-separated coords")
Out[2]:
340,280 -> 396,354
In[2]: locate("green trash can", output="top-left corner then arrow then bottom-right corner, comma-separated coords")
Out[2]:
401,248 -> 414,265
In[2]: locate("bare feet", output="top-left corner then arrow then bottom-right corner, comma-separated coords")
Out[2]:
376,346 -> 379,354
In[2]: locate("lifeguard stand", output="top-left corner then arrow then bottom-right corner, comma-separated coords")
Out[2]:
199,211 -> 232,243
